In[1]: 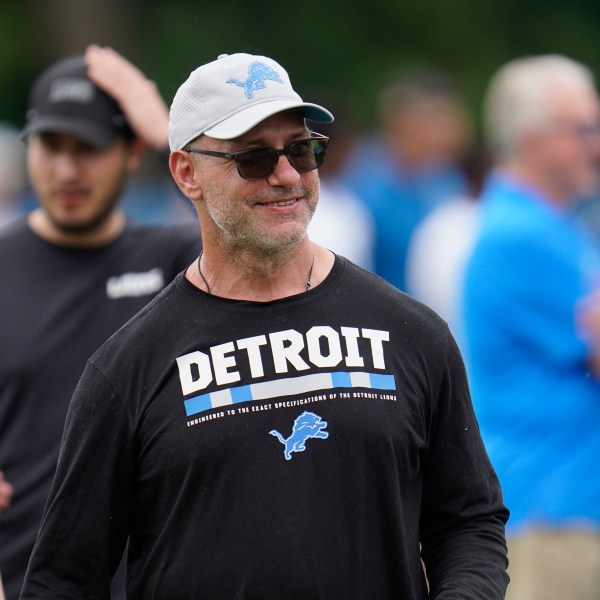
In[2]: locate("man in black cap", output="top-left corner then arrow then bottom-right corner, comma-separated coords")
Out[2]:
0,45 -> 200,600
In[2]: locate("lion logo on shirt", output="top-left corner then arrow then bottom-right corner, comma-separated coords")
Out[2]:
269,411 -> 329,460
226,61 -> 284,99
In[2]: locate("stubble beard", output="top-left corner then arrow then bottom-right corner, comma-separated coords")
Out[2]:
203,179 -> 320,256
42,180 -> 125,236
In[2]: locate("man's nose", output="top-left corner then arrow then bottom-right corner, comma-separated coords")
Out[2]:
266,154 -> 301,186
53,152 -> 80,178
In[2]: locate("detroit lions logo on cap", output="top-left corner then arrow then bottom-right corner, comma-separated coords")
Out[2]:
226,61 -> 284,99
269,411 -> 329,460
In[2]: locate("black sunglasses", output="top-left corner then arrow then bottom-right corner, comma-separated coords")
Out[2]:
184,133 -> 329,180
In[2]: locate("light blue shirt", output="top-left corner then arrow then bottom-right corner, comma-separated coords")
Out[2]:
462,171 -> 600,532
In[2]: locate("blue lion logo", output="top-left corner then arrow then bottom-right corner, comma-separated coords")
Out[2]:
226,61 -> 284,99
269,411 -> 329,460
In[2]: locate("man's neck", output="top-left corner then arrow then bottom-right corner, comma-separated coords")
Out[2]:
28,208 -> 127,248
501,162 -> 570,208
186,241 -> 335,302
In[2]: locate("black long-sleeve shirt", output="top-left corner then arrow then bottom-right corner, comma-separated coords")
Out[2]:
0,219 -> 200,600
21,256 -> 508,599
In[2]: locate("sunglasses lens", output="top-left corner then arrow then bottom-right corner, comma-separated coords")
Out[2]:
288,139 -> 327,172
234,138 -> 328,179
236,148 -> 277,179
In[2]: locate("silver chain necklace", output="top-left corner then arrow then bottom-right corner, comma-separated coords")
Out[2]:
197,251 -> 315,295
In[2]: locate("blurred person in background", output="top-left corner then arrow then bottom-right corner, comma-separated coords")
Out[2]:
0,45 -> 200,600
462,54 -> 600,600
406,142 -> 492,344
0,123 -> 28,228
307,100 -> 374,270
342,65 -> 472,290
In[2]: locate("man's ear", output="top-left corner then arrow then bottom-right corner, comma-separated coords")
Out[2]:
169,150 -> 203,201
126,138 -> 146,173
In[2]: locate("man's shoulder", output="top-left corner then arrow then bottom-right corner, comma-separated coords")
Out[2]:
90,275 -> 184,361
476,188 -> 576,265
117,222 -> 201,268
481,174 -> 560,232
123,222 -> 200,247
0,217 -> 31,245
341,259 -> 450,337
0,219 -> 39,269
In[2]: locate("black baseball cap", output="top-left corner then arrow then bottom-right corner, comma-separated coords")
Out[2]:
21,54 -> 134,149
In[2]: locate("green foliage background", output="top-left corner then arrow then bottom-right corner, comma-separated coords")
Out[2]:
2,0 -> 600,133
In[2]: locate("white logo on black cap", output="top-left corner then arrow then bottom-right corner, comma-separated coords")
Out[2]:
49,78 -> 95,104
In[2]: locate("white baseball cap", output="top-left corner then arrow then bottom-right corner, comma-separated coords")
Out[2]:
168,53 -> 334,150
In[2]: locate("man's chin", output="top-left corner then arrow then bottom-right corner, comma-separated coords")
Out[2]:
49,215 -> 112,236
51,218 -> 89,233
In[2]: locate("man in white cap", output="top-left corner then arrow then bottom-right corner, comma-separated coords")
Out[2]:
20,53 -> 508,599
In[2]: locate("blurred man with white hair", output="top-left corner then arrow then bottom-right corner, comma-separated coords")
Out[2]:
462,55 -> 600,600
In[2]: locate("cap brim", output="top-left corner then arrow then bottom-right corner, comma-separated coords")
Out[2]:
21,115 -> 119,149
204,99 -> 334,140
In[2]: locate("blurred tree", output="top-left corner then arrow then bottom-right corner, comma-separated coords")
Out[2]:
26,0 -> 140,67
0,3 -> 34,128
1,0 -> 600,134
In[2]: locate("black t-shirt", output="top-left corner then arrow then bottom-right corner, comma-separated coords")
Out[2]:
0,219 -> 200,600
21,256 -> 508,600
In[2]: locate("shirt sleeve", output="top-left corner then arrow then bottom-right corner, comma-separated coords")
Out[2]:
20,362 -> 135,599
419,328 -> 509,599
